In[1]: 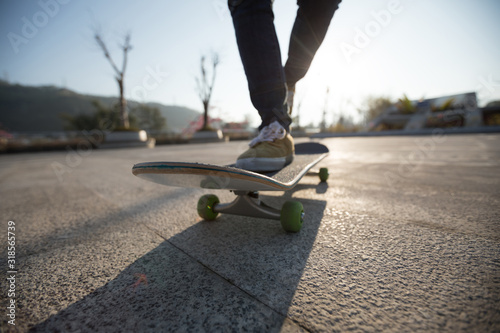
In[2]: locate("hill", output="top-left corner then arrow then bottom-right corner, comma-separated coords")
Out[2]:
0,81 -> 200,132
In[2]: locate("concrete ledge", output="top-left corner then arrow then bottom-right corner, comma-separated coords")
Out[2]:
99,138 -> 156,149
311,126 -> 500,138
190,130 -> 225,143
99,130 -> 155,149
105,130 -> 148,143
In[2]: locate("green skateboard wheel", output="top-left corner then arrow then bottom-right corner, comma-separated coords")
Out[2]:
197,194 -> 220,221
319,168 -> 329,182
280,201 -> 304,233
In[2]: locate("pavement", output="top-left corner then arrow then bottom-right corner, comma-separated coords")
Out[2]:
0,134 -> 499,332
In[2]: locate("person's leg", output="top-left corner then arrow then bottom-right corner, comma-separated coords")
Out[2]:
284,0 -> 341,91
228,0 -> 291,132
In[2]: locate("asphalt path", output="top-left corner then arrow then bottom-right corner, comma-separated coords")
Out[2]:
0,134 -> 499,332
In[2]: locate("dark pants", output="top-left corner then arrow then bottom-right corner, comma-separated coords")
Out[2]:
228,0 -> 341,131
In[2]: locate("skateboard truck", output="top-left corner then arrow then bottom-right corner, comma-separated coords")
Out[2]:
215,191 -> 281,221
197,190 -> 306,233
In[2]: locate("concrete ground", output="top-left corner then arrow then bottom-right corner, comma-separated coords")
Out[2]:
0,134 -> 499,332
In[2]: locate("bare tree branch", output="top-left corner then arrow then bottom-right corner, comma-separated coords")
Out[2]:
94,34 -> 120,77
93,30 -> 132,129
120,33 -> 132,76
195,52 -> 220,131
208,53 -> 219,104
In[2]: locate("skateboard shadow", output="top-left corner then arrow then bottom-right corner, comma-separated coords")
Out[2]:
32,189 -> 327,331
290,180 -> 329,195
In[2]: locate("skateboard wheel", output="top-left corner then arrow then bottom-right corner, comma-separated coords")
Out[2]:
319,168 -> 329,182
280,201 -> 304,233
197,194 -> 220,221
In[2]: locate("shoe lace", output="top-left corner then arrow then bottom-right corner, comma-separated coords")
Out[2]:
249,121 -> 286,147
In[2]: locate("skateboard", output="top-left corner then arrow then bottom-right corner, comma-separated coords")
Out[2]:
132,142 -> 329,232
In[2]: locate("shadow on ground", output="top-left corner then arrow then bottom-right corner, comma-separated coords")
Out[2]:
31,183 -> 327,332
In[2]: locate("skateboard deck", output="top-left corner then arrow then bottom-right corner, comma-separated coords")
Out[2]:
132,142 -> 329,192
132,142 -> 329,232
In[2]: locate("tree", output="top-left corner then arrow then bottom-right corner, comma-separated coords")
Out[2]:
396,94 -> 417,114
321,87 -> 330,132
358,96 -> 393,124
486,100 -> 500,108
60,100 -> 123,131
291,100 -> 302,130
94,31 -> 132,129
130,104 -> 166,132
195,53 -> 220,131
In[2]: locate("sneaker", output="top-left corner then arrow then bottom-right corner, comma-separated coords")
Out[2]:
236,121 -> 294,172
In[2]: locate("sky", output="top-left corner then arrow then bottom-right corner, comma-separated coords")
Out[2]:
1,0 -> 500,128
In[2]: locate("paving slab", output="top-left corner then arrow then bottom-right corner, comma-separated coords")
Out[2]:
0,135 -> 499,332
